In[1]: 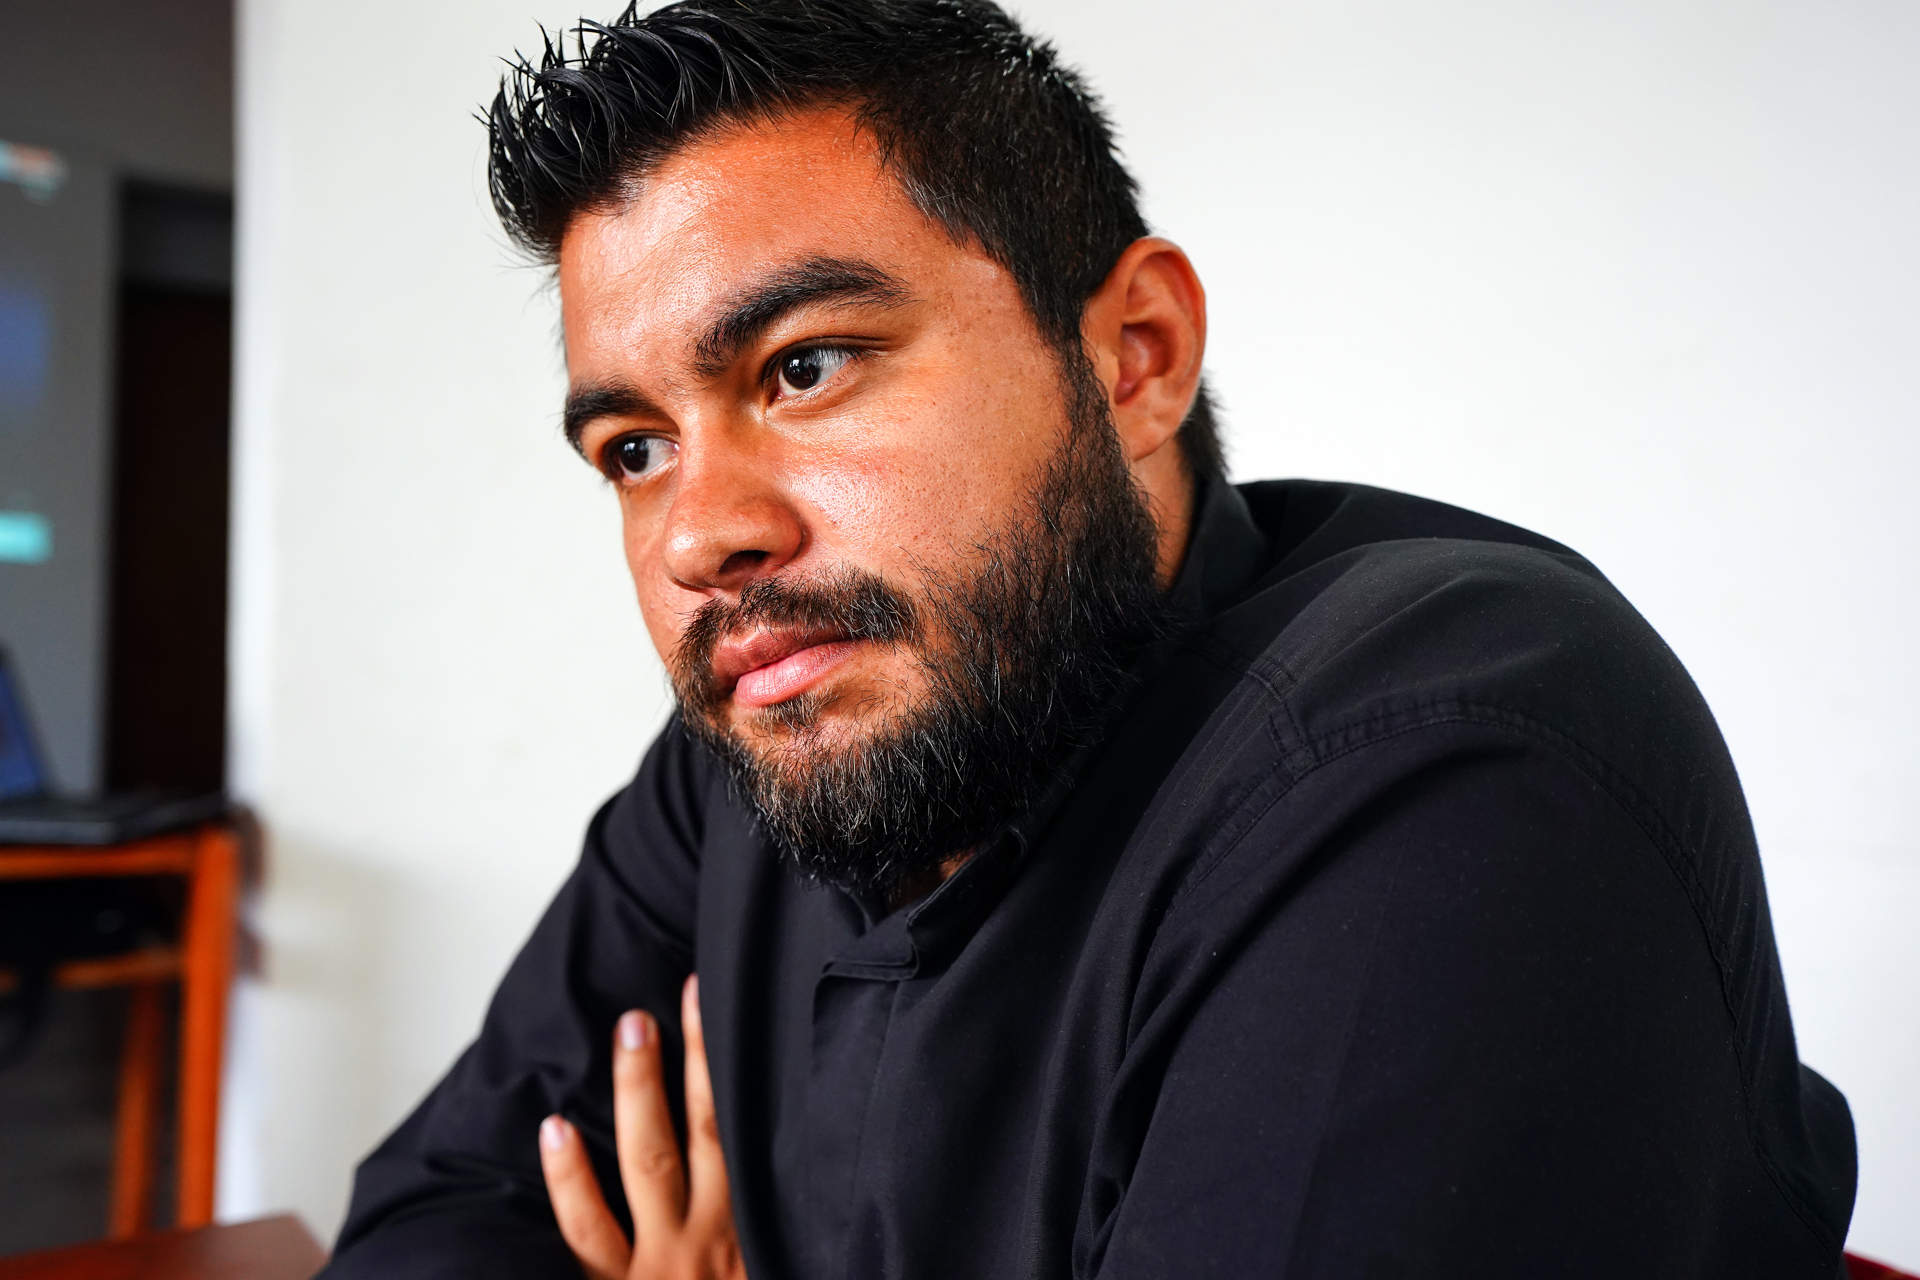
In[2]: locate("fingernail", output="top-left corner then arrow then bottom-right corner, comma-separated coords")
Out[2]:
540,1115 -> 566,1152
618,1010 -> 649,1051
683,975 -> 701,1030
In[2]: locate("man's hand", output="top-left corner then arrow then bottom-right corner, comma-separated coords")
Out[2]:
539,976 -> 747,1280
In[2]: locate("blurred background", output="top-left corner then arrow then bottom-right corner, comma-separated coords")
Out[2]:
1,0 -> 1914,1265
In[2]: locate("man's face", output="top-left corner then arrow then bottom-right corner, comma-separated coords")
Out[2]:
561,111 -> 1074,748
558,109 -> 1170,896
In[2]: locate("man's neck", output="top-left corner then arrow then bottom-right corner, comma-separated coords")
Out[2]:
1141,457 -> 1198,588
883,848 -> 976,916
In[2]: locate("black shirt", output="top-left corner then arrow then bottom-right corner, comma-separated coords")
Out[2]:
326,479 -> 1857,1279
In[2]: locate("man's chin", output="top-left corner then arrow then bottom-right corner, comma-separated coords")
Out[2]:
728,696 -> 904,761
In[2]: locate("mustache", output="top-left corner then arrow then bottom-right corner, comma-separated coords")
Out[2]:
670,568 -> 921,713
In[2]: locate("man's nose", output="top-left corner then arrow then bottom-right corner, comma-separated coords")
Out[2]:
659,434 -> 805,594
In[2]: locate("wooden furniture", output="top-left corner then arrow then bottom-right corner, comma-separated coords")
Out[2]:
0,1215 -> 322,1280
0,822 -> 243,1236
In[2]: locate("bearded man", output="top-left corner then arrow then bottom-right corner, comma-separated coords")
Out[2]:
321,2 -> 1857,1277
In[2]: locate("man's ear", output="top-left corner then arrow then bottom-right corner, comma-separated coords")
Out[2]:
1080,237 -> 1207,468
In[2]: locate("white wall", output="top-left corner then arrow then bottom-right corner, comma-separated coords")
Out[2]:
225,0 -> 669,1236
229,0 -> 1920,1262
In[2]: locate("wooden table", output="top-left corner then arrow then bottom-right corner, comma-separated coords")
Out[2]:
0,1217 -> 323,1280
0,822 -> 243,1235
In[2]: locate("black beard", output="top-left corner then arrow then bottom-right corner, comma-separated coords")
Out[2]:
670,358 -> 1173,905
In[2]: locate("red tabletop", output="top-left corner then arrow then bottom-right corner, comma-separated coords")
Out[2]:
0,1216 -> 323,1280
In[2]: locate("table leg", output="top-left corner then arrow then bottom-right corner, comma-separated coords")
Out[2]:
176,824 -> 239,1227
109,981 -> 166,1238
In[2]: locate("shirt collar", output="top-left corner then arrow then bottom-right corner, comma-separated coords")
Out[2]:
1165,474 -> 1271,627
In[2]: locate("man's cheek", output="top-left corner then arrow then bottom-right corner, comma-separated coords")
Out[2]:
782,437 -> 955,556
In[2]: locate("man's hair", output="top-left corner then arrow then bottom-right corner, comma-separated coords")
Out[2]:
487,0 -> 1225,480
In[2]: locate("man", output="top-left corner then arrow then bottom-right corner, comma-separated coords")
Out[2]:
323,2 -> 1858,1276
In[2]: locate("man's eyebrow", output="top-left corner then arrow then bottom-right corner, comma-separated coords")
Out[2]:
561,259 -> 911,453
562,382 -> 660,455
691,256 -> 913,379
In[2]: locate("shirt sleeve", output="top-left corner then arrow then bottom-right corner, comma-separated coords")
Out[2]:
321,719 -> 712,1280
1084,724 -> 1850,1279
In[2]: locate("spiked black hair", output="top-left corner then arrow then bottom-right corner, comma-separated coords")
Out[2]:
488,0 -> 1224,480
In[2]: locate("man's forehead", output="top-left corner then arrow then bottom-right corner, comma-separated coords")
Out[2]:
556,110 -> 934,335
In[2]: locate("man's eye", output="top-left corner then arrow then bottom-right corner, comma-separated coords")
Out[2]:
774,346 -> 853,398
605,435 -> 675,482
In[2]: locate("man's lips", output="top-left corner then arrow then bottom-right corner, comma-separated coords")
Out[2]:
711,627 -> 862,709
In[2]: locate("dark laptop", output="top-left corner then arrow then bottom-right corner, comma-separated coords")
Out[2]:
0,646 -> 228,845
